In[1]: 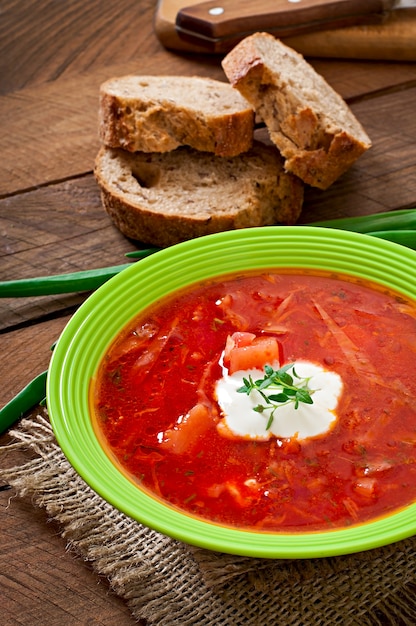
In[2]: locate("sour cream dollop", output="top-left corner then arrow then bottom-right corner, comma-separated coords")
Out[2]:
215,360 -> 343,441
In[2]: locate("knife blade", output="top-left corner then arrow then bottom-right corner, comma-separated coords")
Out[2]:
175,0 -> 397,52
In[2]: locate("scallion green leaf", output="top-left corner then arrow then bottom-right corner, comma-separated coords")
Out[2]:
365,229 -> 416,249
0,263 -> 133,297
307,208 -> 416,233
0,370 -> 48,435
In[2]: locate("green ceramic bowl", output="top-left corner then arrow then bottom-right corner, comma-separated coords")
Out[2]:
47,226 -> 416,558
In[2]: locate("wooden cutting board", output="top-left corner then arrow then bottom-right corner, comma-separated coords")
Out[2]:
155,0 -> 416,60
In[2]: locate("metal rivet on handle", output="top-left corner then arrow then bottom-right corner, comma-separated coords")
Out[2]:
208,7 -> 225,15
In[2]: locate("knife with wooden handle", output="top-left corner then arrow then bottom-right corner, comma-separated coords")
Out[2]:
175,0 -> 396,52
154,0 -> 416,60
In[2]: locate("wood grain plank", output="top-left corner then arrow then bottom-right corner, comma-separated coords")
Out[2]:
3,0 -> 415,99
0,472 -> 136,626
310,59 -> 416,102
0,0 -> 160,95
0,177 -> 138,330
0,316 -> 70,407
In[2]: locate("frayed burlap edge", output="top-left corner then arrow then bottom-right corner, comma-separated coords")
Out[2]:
1,411 -> 416,626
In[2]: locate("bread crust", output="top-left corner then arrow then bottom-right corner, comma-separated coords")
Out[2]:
99,75 -> 255,157
222,33 -> 371,189
94,145 -> 304,248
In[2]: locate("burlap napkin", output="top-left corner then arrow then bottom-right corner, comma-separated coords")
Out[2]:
1,410 -> 416,625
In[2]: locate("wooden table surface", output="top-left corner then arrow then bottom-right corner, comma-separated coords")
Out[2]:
1,1 -> 416,623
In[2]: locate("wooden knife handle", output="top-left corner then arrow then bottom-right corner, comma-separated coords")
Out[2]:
176,0 -> 396,45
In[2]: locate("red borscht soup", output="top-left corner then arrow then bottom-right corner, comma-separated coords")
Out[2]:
91,270 -> 416,532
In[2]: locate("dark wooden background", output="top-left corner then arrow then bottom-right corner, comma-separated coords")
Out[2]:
1,0 -> 416,623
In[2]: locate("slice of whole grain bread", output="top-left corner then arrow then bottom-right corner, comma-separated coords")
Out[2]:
222,33 -> 371,189
94,143 -> 304,248
99,75 -> 255,157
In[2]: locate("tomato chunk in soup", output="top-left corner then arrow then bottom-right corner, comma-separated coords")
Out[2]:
91,271 -> 416,532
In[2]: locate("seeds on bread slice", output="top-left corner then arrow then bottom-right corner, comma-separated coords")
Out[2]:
222,33 -> 372,189
94,144 -> 304,248
99,75 -> 255,157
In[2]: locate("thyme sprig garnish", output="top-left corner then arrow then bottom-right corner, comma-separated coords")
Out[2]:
237,363 -> 315,430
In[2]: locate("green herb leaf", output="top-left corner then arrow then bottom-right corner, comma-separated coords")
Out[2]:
279,372 -> 293,386
296,389 -> 314,404
268,393 -> 289,403
265,415 -> 274,430
284,388 -> 297,397
236,363 -> 316,430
